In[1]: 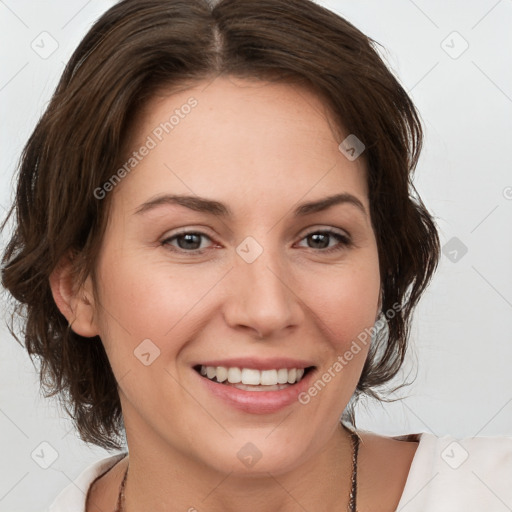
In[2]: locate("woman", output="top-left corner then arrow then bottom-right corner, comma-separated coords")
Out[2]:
2,0 -> 511,511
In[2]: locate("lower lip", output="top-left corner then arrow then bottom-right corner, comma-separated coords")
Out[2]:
196,368 -> 316,414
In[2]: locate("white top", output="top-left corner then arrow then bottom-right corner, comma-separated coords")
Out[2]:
47,432 -> 512,512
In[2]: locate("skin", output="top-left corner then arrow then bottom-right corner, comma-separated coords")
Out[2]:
50,76 -> 418,512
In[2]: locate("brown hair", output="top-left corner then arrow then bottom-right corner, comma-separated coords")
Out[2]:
1,0 -> 440,450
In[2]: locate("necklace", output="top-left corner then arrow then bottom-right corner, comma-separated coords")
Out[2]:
114,423 -> 360,512
348,424 -> 360,512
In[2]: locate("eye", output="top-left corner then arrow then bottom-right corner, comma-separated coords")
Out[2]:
162,231 -> 214,253
161,228 -> 352,255
296,229 -> 352,253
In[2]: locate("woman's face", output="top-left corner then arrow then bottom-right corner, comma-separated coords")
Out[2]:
90,76 -> 380,474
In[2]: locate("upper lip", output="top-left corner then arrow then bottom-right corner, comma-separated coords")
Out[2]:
192,357 -> 316,371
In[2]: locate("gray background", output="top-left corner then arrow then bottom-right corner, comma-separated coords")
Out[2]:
1,0 -> 511,510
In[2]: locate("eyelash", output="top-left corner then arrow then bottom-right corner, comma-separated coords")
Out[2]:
161,229 -> 352,255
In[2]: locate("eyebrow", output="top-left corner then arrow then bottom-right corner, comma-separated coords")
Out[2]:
133,192 -> 367,218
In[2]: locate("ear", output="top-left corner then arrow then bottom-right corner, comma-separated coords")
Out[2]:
49,253 -> 100,338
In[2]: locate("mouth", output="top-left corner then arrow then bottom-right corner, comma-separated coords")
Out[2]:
193,364 -> 316,392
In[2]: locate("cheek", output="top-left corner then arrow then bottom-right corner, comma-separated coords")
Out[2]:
93,250 -> 224,357
302,258 -> 381,349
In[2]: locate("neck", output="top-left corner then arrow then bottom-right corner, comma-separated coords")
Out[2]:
121,420 -> 356,512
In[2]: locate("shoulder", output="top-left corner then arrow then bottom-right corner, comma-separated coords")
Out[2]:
46,452 -> 127,512
394,432 -> 512,512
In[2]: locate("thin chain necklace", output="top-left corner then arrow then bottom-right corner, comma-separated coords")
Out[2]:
348,424 -> 360,512
114,424 -> 360,512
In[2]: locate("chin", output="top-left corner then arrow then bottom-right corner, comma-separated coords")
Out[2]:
191,431 -> 315,477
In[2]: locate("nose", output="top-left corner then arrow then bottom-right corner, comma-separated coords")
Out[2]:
222,244 -> 304,339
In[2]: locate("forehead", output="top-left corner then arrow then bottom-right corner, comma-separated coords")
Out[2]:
112,76 -> 368,217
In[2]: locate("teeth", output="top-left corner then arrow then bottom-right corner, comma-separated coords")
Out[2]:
216,366 -> 228,382
199,365 -> 308,385
227,367 -> 242,383
276,368 -> 288,384
260,369 -> 278,385
242,368 -> 260,385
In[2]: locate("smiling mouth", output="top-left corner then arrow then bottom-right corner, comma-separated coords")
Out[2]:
193,365 -> 315,391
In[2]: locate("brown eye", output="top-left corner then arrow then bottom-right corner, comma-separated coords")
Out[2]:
298,230 -> 351,253
162,231 -> 213,253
